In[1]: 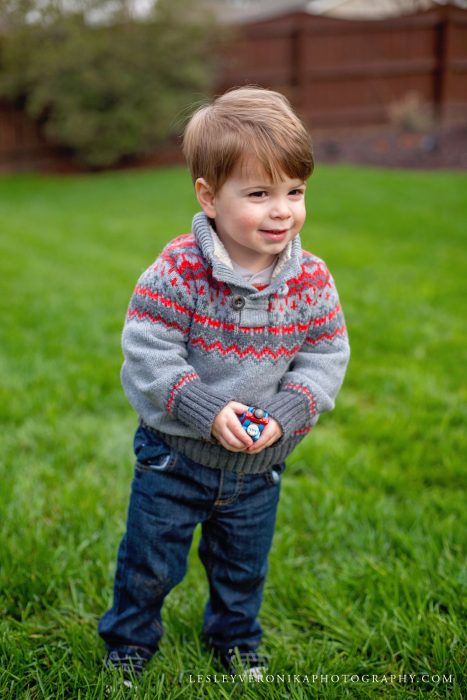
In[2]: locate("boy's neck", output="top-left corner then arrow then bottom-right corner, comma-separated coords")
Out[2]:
231,255 -> 278,274
210,219 -> 278,272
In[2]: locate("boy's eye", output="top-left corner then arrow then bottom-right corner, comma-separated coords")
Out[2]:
247,188 -> 305,198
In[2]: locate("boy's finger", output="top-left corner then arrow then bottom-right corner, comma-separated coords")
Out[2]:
228,419 -> 253,447
246,422 -> 277,453
223,426 -> 250,451
246,432 -> 268,453
228,401 -> 250,415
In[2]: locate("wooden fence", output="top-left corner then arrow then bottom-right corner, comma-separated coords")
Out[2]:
217,4 -> 467,128
0,100 -> 57,172
1,4 -> 466,170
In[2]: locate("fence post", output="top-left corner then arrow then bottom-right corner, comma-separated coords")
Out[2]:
290,20 -> 304,112
434,5 -> 451,123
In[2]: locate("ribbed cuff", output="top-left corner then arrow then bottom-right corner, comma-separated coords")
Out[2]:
261,390 -> 311,440
173,381 -> 233,440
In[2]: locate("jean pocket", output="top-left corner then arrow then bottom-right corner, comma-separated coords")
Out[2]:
134,425 -> 177,473
264,461 -> 286,487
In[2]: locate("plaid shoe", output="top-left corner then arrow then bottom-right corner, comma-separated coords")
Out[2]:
220,648 -> 269,679
103,647 -> 151,689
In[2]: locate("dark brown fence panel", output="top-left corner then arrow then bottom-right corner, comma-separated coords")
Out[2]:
222,33 -> 293,86
0,100 -> 61,172
443,8 -> 467,122
299,15 -> 439,125
217,5 -> 467,128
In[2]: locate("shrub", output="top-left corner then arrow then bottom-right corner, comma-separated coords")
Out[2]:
0,0 -> 220,167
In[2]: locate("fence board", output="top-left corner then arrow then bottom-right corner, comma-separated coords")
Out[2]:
218,5 -> 467,128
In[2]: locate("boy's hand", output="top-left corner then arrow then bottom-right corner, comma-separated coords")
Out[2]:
212,401 -> 254,452
245,417 -> 283,454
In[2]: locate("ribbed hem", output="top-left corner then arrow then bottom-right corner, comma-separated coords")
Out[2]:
173,381 -> 233,441
260,390 -> 311,440
151,428 -> 304,474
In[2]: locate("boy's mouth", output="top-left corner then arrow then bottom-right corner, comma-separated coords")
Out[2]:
259,229 -> 289,239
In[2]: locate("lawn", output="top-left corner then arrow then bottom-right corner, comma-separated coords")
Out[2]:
0,164 -> 465,699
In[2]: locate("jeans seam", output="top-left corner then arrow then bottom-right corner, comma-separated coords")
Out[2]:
213,472 -> 244,507
113,536 -> 129,617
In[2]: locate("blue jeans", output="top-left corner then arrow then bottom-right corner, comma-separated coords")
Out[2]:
98,424 -> 284,659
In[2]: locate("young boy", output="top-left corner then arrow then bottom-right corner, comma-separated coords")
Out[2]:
98,86 -> 350,680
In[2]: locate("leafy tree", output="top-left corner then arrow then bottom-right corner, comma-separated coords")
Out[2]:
0,0 -> 221,166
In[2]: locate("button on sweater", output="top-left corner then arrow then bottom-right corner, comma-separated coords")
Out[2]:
121,212 -> 350,473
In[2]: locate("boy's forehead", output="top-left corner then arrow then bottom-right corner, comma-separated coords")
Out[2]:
232,156 -> 288,185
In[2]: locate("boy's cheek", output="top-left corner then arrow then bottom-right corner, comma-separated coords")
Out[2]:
295,204 -> 307,229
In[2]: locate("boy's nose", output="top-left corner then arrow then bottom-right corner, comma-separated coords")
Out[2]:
270,199 -> 291,219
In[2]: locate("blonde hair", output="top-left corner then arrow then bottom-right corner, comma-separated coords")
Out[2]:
182,86 -> 313,192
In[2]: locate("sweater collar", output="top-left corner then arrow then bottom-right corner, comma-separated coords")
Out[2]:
192,212 -> 303,297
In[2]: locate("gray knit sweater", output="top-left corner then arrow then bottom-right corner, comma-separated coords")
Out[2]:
121,212 -> 350,473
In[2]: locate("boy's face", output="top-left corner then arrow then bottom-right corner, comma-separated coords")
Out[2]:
195,157 -> 307,271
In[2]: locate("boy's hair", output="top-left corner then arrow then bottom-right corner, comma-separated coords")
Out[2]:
182,86 -> 314,192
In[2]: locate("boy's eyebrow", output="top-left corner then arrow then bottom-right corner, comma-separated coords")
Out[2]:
240,181 -> 306,192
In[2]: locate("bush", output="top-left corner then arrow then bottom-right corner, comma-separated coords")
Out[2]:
0,0 -> 220,167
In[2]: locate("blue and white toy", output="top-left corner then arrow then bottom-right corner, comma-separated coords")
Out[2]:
238,406 -> 269,442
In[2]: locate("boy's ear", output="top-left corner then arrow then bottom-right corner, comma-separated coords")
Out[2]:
195,178 -> 217,218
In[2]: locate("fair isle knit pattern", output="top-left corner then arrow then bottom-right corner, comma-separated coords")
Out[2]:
121,212 -> 350,474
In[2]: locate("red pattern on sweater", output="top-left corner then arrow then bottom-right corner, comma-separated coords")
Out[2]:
134,286 -> 193,317
190,337 -> 302,360
305,326 -> 347,345
164,233 -> 196,251
128,306 -> 346,355
134,285 -> 342,337
127,308 -> 190,335
292,426 -> 313,436
166,371 -> 199,414
283,382 -> 316,419
158,236 -> 329,302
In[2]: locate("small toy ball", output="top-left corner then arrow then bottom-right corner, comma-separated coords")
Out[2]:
239,406 -> 269,442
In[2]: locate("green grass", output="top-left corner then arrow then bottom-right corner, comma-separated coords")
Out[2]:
0,164 -> 466,699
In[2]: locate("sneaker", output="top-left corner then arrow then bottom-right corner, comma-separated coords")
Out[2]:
220,648 -> 269,679
103,648 -> 151,690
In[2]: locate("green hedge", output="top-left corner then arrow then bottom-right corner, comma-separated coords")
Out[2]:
0,0 -> 220,166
